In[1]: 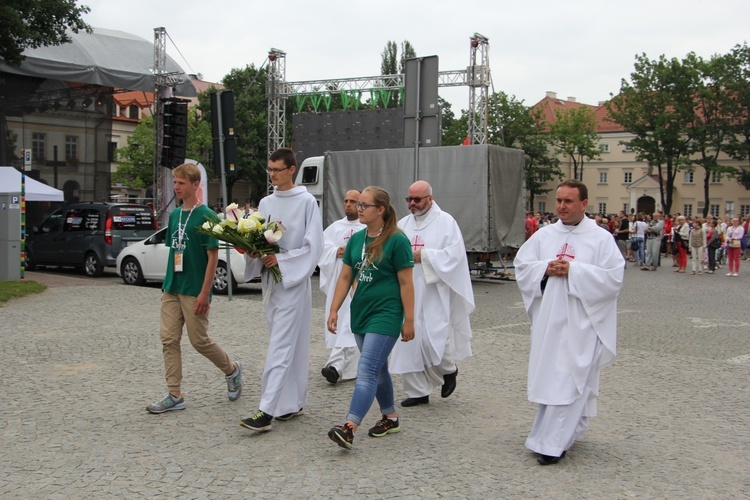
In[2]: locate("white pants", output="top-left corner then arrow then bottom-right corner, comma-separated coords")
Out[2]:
402,341 -> 457,398
691,246 -> 704,272
323,346 -> 360,380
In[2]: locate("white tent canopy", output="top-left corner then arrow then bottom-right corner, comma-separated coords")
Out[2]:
0,167 -> 64,201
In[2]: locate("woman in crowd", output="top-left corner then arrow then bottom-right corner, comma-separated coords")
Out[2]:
672,216 -> 690,273
663,214 -> 675,266
326,186 -> 415,450
705,220 -> 721,274
725,217 -> 745,277
688,218 -> 706,275
633,213 -> 648,267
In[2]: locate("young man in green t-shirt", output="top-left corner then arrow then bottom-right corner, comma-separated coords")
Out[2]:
146,163 -> 242,414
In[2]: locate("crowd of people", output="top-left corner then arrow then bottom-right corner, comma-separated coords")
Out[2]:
526,210 -> 750,276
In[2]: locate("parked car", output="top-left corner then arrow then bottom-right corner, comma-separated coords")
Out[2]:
115,227 -> 254,294
25,202 -> 157,277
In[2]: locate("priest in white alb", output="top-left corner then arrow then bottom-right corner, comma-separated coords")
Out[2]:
390,181 -> 474,407
239,148 -> 324,432
514,180 -> 624,465
318,189 -> 364,384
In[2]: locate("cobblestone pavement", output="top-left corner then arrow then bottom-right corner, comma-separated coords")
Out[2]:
1,260 -> 749,498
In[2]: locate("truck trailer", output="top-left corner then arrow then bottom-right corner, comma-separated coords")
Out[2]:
298,144 -> 526,265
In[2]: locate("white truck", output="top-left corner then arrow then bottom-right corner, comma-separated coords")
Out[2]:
298,144 -> 526,267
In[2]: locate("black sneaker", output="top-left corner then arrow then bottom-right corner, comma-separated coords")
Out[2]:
328,423 -> 354,450
275,408 -> 303,421
368,416 -> 400,437
240,410 -> 273,432
321,366 -> 340,384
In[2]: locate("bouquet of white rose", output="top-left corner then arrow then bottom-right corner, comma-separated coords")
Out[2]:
195,203 -> 286,283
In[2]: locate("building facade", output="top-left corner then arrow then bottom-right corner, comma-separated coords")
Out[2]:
532,92 -> 750,218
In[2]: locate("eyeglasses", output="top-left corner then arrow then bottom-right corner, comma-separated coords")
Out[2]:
405,196 -> 426,203
266,166 -> 291,174
356,202 -> 379,210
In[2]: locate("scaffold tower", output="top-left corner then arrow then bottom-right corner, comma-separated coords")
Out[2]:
467,33 -> 490,145
152,27 -> 184,224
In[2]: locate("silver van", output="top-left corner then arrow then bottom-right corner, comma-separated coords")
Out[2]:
25,202 -> 157,276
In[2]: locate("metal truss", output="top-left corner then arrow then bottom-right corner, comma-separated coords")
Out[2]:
467,33 -> 490,145
266,48 -> 287,193
267,33 -> 491,151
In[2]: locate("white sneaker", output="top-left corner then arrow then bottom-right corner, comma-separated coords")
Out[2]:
727,273 -> 733,276
733,273 -> 739,277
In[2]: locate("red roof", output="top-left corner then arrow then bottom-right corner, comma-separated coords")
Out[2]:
530,93 -> 625,133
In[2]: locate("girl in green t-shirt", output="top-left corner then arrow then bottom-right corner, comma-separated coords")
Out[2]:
326,186 -> 415,450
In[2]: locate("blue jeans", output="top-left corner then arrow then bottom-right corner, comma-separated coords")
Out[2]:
346,332 -> 398,425
634,237 -> 645,265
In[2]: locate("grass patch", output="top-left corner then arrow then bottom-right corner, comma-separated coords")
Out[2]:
0,280 -> 47,304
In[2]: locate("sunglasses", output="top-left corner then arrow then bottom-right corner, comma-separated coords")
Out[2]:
405,196 -> 426,203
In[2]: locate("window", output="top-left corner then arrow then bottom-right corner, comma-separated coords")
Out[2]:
300,165 -> 318,184
684,171 -> 694,183
624,172 -> 632,183
537,171 -> 550,183
598,203 -> 607,214
710,171 -> 722,183
710,204 -> 720,217
108,141 -> 117,162
683,204 -> 693,217
599,172 -> 608,184
599,143 -> 610,153
65,136 -> 78,161
740,205 -> 750,217
623,143 -> 633,152
128,105 -> 139,119
32,133 -> 46,160
538,201 -> 546,213
39,212 -> 64,233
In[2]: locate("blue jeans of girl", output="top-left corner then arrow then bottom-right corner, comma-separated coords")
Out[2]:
346,332 -> 398,425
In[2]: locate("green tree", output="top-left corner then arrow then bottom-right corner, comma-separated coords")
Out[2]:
380,41 -> 398,75
113,107 -> 212,189
399,41 -> 416,74
548,105 -> 600,182
722,43 -> 750,189
486,92 -> 562,209
378,40 -> 416,108
684,51 -> 742,215
0,0 -> 91,66
203,65 -> 272,203
607,53 -> 696,214
113,115 -> 156,189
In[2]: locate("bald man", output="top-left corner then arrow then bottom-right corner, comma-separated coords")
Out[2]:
390,181 -> 475,406
318,190 -> 365,383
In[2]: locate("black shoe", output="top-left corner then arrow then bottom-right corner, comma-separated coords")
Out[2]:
537,451 -> 566,465
321,366 -> 340,384
401,396 -> 429,407
441,368 -> 458,398
240,410 -> 273,432
275,408 -> 303,421
328,423 -> 354,450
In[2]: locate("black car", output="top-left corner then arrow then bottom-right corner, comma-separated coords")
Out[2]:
25,202 -> 157,276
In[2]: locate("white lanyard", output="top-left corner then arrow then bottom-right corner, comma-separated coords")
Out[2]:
177,203 -> 199,249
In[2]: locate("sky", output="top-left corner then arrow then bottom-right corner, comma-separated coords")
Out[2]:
81,0 -> 750,111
